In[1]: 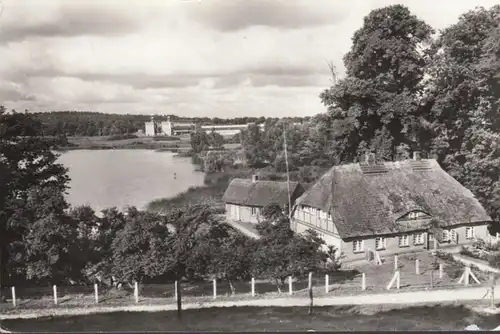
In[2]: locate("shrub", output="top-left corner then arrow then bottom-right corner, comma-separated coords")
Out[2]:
488,253 -> 500,270
472,238 -> 487,250
459,246 -> 476,258
486,241 -> 500,252
445,264 -> 465,279
435,251 -> 454,262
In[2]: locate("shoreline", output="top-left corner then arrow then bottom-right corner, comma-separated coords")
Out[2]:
1,285 -> 499,320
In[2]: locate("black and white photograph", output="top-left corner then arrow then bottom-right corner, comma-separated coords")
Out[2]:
0,0 -> 500,331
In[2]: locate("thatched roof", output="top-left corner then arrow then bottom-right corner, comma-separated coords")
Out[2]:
294,159 -> 492,239
223,178 -> 300,207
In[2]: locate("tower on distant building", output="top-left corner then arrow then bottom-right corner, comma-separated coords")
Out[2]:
144,116 -> 156,136
161,115 -> 173,136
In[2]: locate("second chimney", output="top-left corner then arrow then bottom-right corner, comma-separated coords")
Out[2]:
252,174 -> 259,183
413,151 -> 421,161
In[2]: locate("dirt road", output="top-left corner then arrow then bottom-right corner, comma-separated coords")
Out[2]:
1,284 -> 496,320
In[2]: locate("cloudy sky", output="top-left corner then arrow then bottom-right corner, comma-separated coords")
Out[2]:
0,0 -> 498,118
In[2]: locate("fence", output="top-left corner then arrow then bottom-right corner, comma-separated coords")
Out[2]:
0,264 -> 488,308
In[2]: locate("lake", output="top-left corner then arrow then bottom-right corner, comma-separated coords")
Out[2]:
56,149 -> 205,212
3,305 -> 500,332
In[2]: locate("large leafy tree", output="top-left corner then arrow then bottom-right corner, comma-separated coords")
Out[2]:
320,5 -> 434,162
240,123 -> 268,167
163,204 -> 220,318
190,227 -> 254,294
252,217 -> 327,292
426,5 -> 500,223
190,128 -> 210,153
110,207 -> 171,285
0,107 -> 71,293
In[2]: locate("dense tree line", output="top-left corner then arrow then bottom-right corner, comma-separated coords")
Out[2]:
30,111 -> 307,138
237,4 -> 500,227
0,107 -> 329,296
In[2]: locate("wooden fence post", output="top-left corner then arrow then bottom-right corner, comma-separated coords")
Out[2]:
415,259 -> 420,275
439,263 -> 443,279
213,279 -> 217,299
394,255 -> 398,271
251,277 -> 255,297
174,281 -> 178,299
53,285 -> 58,305
94,283 -> 99,304
11,286 -> 16,307
288,276 -> 293,296
325,274 -> 329,293
308,272 -> 313,290
387,271 -> 400,290
361,273 -> 366,291
134,281 -> 139,303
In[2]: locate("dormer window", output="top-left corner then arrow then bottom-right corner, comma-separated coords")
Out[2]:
397,210 -> 431,222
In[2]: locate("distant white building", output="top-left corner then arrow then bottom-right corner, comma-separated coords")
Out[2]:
144,117 -> 156,136
144,116 -> 265,137
200,124 -> 265,137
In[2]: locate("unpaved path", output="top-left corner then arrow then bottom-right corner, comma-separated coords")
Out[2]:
1,283 -> 497,320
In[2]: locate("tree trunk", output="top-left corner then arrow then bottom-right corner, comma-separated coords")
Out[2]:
227,277 -> 235,295
0,247 -> 3,302
176,277 -> 182,320
275,279 -> 282,293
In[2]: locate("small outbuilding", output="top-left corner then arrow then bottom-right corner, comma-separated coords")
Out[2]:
223,174 -> 304,224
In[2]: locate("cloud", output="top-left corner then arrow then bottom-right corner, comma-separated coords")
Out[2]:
186,0 -> 348,31
0,0 -> 142,43
1,0 -> 499,118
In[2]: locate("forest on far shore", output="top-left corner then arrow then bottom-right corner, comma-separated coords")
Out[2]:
28,111 -> 308,137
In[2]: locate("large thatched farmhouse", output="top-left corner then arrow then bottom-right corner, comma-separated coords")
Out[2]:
291,152 -> 493,262
223,175 -> 304,224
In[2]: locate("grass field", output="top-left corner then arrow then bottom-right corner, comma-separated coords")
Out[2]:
344,251 -> 490,293
60,135 -> 192,151
4,304 -> 500,332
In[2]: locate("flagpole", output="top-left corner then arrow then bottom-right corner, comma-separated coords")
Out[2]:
283,122 -> 292,219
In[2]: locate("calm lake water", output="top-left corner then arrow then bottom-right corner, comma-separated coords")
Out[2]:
56,149 -> 205,212
4,305 -> 500,332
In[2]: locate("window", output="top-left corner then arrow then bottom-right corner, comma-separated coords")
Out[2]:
399,235 -> 410,247
375,237 -> 386,250
442,230 -> 450,242
451,229 -> 457,242
251,207 -> 257,216
353,240 -> 364,253
413,232 -> 425,245
428,233 -> 434,241
466,227 -> 475,239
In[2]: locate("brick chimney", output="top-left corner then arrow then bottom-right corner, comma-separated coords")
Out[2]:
252,174 -> 259,183
365,152 -> 376,165
413,151 -> 421,161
